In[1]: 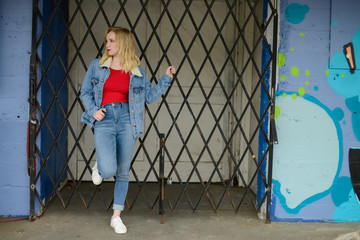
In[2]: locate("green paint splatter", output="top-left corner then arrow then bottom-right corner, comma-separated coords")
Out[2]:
280,75 -> 286,81
291,48 -> 294,51
341,73 -> 345,77
292,93 -> 298,100
326,70 -> 330,75
282,93 -> 287,97
305,70 -> 310,76
305,81 -> 309,85
275,106 -> 281,119
274,106 -> 281,119
299,32 -> 304,37
291,66 -> 300,76
298,87 -> 305,96
278,52 -> 286,67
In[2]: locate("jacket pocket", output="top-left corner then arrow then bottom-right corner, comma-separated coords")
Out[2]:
91,77 -> 100,84
132,87 -> 144,94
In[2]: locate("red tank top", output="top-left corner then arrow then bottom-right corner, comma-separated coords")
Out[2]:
101,68 -> 130,105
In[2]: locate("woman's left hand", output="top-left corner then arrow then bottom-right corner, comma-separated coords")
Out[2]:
166,66 -> 176,79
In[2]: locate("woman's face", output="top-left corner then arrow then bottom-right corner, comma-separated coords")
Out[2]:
105,31 -> 119,56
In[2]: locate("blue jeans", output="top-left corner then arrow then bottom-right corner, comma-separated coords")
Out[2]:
94,102 -> 136,211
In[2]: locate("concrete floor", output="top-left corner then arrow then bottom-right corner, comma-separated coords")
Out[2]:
1,183 -> 360,240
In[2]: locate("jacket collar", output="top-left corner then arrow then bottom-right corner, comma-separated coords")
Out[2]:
99,57 -> 142,77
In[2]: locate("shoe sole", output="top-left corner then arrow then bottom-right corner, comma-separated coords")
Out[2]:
110,224 -> 127,234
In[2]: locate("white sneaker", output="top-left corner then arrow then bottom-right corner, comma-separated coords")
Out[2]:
110,216 -> 127,234
91,162 -> 103,185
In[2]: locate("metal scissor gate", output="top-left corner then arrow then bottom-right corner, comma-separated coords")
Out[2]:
28,0 -> 278,222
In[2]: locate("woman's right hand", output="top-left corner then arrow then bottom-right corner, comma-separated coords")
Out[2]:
93,108 -> 106,121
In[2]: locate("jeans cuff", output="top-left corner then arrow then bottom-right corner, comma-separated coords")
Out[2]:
113,203 -> 125,211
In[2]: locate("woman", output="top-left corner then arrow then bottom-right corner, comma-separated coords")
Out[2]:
80,27 -> 176,234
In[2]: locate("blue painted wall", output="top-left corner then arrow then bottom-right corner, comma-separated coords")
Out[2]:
0,0 -> 68,217
0,0 -> 32,217
273,0 -> 360,222
38,0 -> 68,206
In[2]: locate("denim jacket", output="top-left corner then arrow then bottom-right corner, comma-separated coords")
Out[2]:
80,58 -> 172,138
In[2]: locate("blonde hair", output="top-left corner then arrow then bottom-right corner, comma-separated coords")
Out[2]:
99,27 -> 140,72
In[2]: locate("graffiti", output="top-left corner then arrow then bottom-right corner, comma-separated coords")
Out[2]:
331,175 -> 360,221
285,3 -> 309,24
343,42 -> 356,74
326,30 -> 360,99
326,30 -> 360,141
273,93 -> 342,214
273,0 -> 360,222
349,148 -> 360,201
345,96 -> 360,141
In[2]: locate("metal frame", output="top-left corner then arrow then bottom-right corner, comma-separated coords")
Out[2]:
28,0 -> 278,222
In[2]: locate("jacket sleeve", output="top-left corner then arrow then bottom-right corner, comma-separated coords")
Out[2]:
143,68 -> 173,104
80,60 -> 99,122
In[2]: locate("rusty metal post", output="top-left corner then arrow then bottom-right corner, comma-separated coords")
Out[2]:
266,4 -> 279,223
28,0 -> 39,221
159,133 -> 165,224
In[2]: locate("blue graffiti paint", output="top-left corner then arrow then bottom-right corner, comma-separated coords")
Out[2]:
331,177 -> 353,207
332,107 -> 345,121
327,29 -> 360,141
327,30 -> 360,98
273,92 -> 343,214
333,188 -> 360,221
285,3 -> 309,24
345,96 -> 360,141
314,86 -> 319,91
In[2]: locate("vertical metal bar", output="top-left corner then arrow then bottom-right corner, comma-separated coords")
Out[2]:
28,0 -> 38,221
266,2 -> 278,223
159,133 -> 165,224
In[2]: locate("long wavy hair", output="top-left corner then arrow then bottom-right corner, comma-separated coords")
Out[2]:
99,27 -> 140,72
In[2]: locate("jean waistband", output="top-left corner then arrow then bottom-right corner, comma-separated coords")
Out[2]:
101,102 -> 129,109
